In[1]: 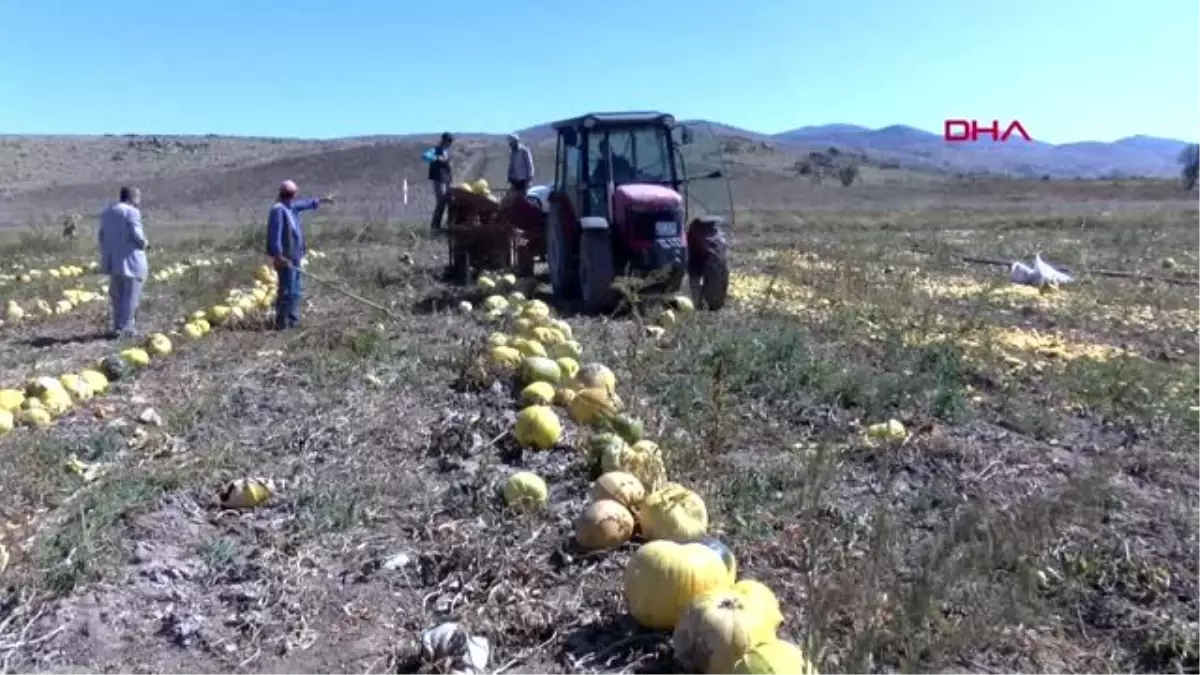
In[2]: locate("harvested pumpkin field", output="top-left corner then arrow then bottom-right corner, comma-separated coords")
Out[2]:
0,192 -> 1196,674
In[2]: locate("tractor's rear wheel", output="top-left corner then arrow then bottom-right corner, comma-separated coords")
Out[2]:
446,231 -> 470,285
580,229 -> 616,314
515,236 -> 536,278
547,207 -> 577,304
700,252 -> 729,310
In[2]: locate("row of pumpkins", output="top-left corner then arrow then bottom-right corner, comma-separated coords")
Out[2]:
1,257 -> 225,328
468,274 -> 816,675
0,261 -> 93,286
0,252 -> 326,435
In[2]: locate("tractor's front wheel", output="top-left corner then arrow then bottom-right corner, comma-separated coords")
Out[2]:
580,229 -> 615,314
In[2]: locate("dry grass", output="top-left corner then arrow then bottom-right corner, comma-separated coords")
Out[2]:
0,185 -> 1196,674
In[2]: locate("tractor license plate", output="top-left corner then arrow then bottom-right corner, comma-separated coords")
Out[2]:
655,221 -> 678,237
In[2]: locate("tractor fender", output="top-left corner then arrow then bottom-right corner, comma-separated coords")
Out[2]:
580,216 -> 610,230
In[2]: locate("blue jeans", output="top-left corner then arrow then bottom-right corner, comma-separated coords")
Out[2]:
275,265 -> 302,329
108,274 -> 143,334
430,181 -> 450,230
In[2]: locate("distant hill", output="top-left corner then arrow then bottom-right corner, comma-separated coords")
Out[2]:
772,124 -> 1194,178
0,115 -> 1193,228
517,116 -> 1192,178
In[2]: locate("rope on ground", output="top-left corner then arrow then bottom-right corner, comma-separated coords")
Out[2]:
292,267 -> 400,319
909,247 -> 1195,287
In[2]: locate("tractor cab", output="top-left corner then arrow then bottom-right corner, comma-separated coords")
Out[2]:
543,112 -> 732,313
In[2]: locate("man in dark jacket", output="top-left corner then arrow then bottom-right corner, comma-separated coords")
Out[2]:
266,180 -> 333,330
428,132 -> 454,231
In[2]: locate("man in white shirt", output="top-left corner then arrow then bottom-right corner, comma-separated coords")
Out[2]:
506,133 -> 535,196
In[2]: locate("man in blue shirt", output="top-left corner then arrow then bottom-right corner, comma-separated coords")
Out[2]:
428,132 -> 454,231
266,180 -> 334,330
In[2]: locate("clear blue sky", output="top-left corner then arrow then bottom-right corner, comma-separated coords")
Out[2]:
1,0 -> 1196,144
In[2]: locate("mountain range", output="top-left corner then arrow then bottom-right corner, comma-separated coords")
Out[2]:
518,119 -> 1194,179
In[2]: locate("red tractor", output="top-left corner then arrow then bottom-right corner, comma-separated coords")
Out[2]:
508,111 -> 732,314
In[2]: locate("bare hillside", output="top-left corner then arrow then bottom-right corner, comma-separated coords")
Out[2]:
1,130 -> 1194,229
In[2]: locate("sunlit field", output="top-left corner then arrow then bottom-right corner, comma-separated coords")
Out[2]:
0,194 -> 1195,674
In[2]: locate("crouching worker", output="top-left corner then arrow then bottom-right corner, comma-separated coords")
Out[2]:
265,180 -> 333,330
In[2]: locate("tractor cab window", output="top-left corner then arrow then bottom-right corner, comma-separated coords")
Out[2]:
610,127 -> 673,185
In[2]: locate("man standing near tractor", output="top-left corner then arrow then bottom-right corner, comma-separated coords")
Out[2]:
506,133 -> 535,196
428,132 -> 454,232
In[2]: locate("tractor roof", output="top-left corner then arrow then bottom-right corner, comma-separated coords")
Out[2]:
551,111 -> 676,130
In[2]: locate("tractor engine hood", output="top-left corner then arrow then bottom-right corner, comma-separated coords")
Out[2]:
526,184 -> 552,213
613,184 -> 683,213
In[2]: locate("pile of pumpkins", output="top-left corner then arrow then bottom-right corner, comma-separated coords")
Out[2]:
456,178 -> 498,203
471,273 -> 816,674
0,252 -> 326,436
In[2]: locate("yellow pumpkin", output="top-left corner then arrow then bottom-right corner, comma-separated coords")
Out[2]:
36,387 -> 73,415
532,326 -> 566,346
206,304 -> 232,325
220,478 -> 274,509
488,346 -> 523,375
0,389 -> 24,412
25,376 -> 64,399
867,418 -> 907,442
515,339 -> 548,358
637,482 -> 708,541
554,357 -> 580,381
145,332 -> 172,356
589,471 -> 646,509
575,499 -> 636,551
503,471 -> 548,511
513,317 -> 536,338
732,639 -> 819,674
120,347 -> 151,368
521,299 -> 551,320
487,332 -> 510,347
574,362 -> 617,393
519,381 -> 556,407
483,295 -> 509,312
657,308 -> 678,327
183,322 -> 205,339
673,587 -> 782,674
624,540 -> 732,630
732,579 -> 784,631
0,409 -> 12,434
670,295 -> 695,314
549,319 -> 573,339
514,405 -> 562,450
549,340 -> 583,361
58,374 -> 94,402
521,356 -> 563,385
79,370 -> 108,394
21,407 -> 53,428
602,439 -> 667,493
568,387 -> 621,426
554,387 -> 577,408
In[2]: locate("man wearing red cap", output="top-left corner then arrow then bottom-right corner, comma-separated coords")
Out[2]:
266,180 -> 333,329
